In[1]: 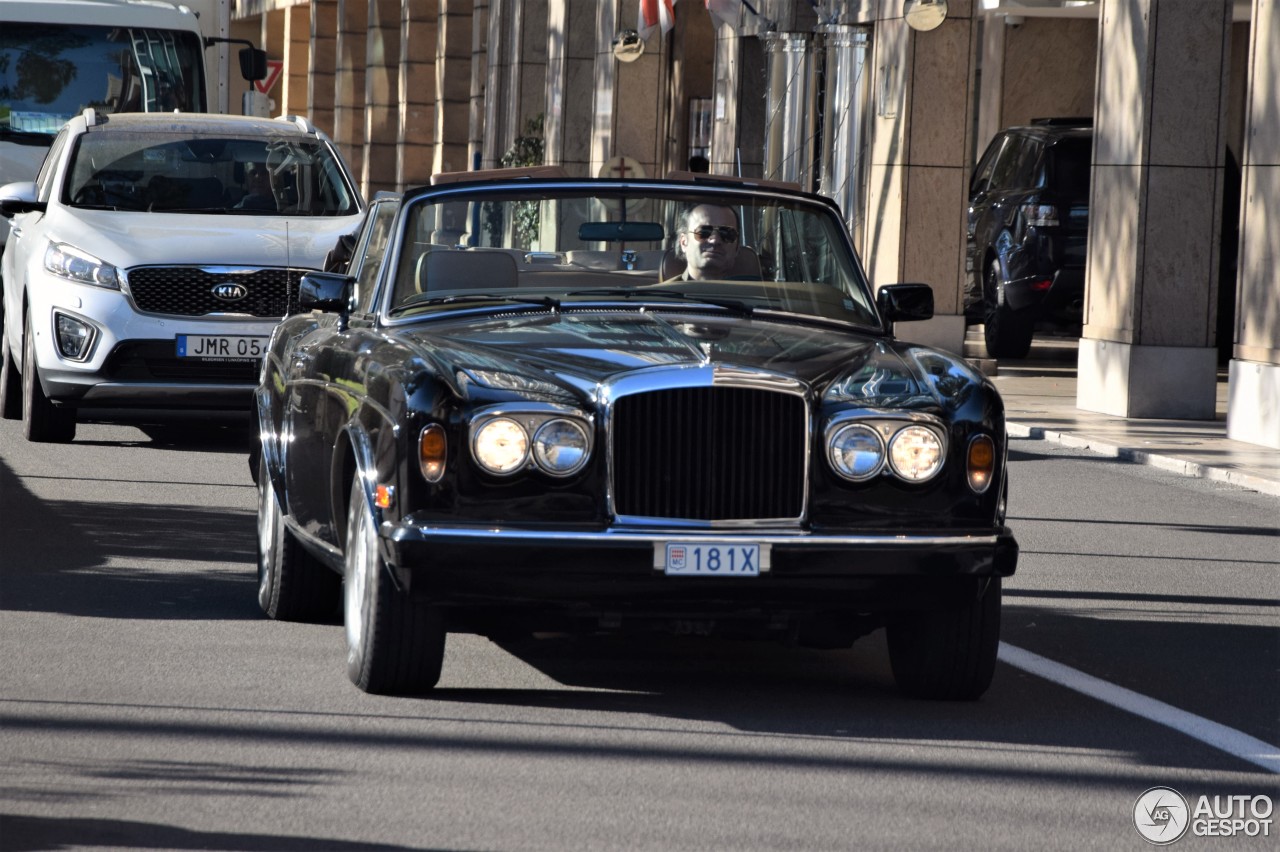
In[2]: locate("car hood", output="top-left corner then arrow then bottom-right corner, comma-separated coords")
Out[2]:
396,310 -> 987,413
42,206 -> 360,270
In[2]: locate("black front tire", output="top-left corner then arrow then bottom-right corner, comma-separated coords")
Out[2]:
0,323 -> 21,420
344,474 -> 446,695
21,316 -> 76,443
982,260 -> 1034,359
257,451 -> 341,621
886,578 -> 1002,701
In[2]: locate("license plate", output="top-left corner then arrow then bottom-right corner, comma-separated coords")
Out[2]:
657,542 -> 768,577
176,334 -> 267,360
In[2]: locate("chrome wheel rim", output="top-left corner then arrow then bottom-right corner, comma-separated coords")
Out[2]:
256,466 -> 275,602
344,499 -> 370,657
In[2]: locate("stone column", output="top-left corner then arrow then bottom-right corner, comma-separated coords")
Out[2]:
482,0 -> 520,168
468,0 -> 490,170
862,0 -> 977,356
434,0 -> 472,175
309,0 -> 338,137
263,8 -> 287,113
543,0 -> 596,176
334,0 -> 369,183
1077,0 -> 1232,420
398,0 -> 438,189
587,2 -> 616,175
363,0 -> 402,194
1227,0 -> 1280,448
280,5 -> 310,117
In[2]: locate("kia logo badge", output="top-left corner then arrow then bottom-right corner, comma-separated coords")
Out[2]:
212,283 -> 248,302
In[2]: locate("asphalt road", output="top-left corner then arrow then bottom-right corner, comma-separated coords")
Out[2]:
1,413 -> 1277,851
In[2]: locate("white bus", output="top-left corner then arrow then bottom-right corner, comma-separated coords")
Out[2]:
0,0 -> 264,244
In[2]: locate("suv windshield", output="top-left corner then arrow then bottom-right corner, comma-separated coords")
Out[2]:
63,130 -> 361,215
386,186 -> 880,327
0,23 -> 206,138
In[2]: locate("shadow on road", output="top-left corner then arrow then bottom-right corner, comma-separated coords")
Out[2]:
0,813 -> 425,852
0,456 -> 259,621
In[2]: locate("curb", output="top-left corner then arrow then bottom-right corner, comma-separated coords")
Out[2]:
1007,421 -> 1280,498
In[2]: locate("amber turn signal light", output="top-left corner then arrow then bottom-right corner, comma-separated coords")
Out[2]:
419,423 -> 447,483
967,434 -> 995,494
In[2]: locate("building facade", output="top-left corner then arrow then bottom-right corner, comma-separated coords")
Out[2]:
228,0 -> 1279,450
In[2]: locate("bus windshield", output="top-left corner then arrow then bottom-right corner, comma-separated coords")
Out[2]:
0,23 -> 207,139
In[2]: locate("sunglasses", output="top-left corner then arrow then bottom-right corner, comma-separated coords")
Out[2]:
687,225 -> 739,243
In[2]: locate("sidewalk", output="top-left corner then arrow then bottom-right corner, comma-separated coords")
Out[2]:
977,337 -> 1280,498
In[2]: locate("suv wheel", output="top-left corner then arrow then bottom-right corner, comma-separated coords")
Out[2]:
21,315 -> 76,443
0,325 -> 21,420
982,260 -> 1034,359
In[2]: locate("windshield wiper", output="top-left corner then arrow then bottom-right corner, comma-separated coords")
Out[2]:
392,293 -> 561,315
0,126 -> 52,145
565,288 -> 754,316
153,207 -> 231,214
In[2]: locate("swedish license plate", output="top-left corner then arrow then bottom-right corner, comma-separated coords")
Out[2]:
658,542 -> 767,577
176,334 -> 267,360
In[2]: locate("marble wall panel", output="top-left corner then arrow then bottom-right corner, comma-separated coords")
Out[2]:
1084,161 -> 1142,341
902,165 -> 967,313
1138,166 -> 1218,346
1147,0 -> 1230,169
1000,19 -> 1097,129
1094,0 -> 1149,168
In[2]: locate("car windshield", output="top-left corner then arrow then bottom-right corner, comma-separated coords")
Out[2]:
0,23 -> 206,137
385,185 -> 880,327
61,130 -> 361,215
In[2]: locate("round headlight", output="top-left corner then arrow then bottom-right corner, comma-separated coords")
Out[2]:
888,425 -> 944,482
532,418 -> 589,475
828,423 -> 885,481
473,417 -> 528,474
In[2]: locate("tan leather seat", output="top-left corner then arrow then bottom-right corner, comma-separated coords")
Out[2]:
415,249 -> 520,293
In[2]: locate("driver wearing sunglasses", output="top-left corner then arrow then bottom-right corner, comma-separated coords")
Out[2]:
676,203 -> 740,280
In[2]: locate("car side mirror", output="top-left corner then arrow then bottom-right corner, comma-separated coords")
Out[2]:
298,271 -> 353,314
877,283 -> 934,324
0,181 -> 44,218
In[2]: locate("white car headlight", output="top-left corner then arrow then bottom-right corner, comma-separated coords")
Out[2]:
827,423 -> 885,481
888,425 -> 944,482
472,417 -> 529,474
44,242 -> 120,290
532,418 -> 589,475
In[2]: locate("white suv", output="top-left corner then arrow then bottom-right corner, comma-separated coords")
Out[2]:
0,110 -> 364,442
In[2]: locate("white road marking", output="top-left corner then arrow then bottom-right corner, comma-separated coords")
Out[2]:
999,642 -> 1280,774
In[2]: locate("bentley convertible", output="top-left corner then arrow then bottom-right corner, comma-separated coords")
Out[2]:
253,170 -> 1018,698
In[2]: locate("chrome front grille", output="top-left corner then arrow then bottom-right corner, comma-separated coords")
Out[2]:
124,267 -> 304,317
611,386 -> 807,521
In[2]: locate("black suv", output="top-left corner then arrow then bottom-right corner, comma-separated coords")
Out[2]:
965,119 -> 1092,358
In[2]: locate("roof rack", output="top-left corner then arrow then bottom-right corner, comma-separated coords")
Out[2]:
1031,116 -> 1093,126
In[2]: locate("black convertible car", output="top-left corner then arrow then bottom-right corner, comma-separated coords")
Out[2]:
253,170 -> 1018,698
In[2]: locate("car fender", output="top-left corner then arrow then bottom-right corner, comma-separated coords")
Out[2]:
331,415 -> 381,556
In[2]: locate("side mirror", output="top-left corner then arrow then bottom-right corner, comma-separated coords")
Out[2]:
877,283 -> 934,324
298,271 -> 353,314
239,47 -> 269,83
0,181 -> 44,218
